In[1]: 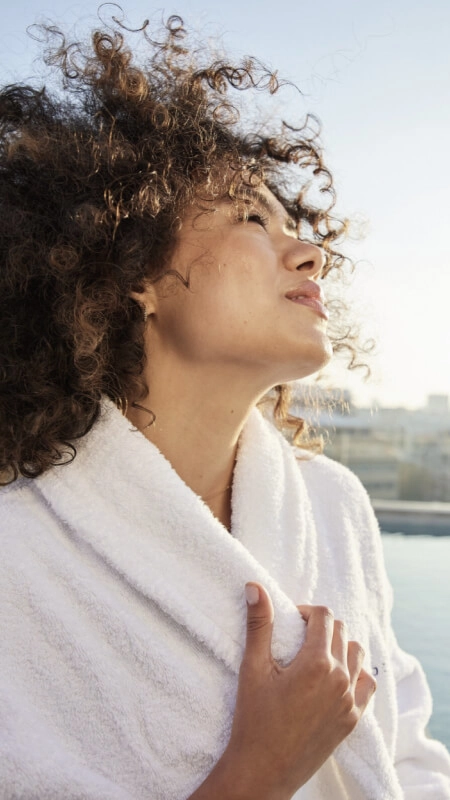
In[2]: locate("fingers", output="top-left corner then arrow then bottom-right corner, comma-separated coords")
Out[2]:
297,607 -> 351,672
243,583 -> 275,667
331,619 -> 348,667
250,595 -> 377,713
347,641 -> 376,712
297,606 -> 376,699
297,605 -> 334,654
353,667 -> 377,711
347,640 -> 366,689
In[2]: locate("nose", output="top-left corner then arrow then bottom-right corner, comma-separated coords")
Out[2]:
284,239 -> 324,279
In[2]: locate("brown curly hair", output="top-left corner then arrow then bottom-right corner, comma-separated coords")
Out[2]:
0,12 -> 358,484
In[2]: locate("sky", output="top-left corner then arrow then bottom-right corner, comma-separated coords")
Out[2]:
1,0 -> 449,408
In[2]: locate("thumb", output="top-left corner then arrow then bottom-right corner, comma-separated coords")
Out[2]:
243,582 -> 274,667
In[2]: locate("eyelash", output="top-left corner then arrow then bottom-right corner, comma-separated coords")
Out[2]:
246,212 -> 269,229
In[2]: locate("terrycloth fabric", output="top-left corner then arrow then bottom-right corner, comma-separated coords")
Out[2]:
1,400 -> 449,800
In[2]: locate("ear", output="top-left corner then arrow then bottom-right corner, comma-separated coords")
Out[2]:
130,282 -> 159,318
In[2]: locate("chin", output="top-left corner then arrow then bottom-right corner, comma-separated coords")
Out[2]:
282,338 -> 333,383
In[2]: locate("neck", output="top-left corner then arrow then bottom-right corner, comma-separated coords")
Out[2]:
126,362 -> 264,530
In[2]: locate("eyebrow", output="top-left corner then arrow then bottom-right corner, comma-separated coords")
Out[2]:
231,186 -> 298,232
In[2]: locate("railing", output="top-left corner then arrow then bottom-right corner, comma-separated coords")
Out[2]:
372,499 -> 450,536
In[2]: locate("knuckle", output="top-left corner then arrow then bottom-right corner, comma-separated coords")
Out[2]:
315,654 -> 334,675
239,648 -> 267,676
364,673 -> 377,695
334,619 -> 347,635
239,653 -> 259,676
341,689 -> 354,715
349,640 -> 365,661
247,614 -> 270,633
316,605 -> 334,620
334,666 -> 350,693
344,707 -> 360,733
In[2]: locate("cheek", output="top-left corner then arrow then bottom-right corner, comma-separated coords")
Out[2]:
190,263 -> 259,324
153,252 -> 276,355
154,287 -> 231,355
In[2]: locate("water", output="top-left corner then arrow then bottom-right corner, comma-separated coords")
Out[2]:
381,533 -> 450,749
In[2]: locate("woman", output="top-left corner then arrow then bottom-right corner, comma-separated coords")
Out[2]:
1,14 -> 449,800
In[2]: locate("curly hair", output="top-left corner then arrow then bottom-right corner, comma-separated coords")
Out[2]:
0,12 -> 359,484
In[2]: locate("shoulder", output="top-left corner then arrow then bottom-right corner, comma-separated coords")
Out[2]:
295,448 -> 384,557
294,448 -> 373,511
256,413 -> 375,524
0,475 -> 61,554
0,476 -> 38,515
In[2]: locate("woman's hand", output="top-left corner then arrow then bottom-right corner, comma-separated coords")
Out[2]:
190,583 -> 376,800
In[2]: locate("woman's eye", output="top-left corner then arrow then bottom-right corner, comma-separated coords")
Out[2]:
247,213 -> 269,229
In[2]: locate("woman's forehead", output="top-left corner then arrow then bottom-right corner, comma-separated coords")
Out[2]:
187,179 -> 294,224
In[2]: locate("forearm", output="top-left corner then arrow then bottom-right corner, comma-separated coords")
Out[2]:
187,755 -> 250,800
187,751 -> 289,800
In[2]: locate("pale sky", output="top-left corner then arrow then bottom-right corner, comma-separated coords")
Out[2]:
1,0 -> 449,408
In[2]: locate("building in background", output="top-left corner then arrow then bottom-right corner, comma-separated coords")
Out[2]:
295,390 -> 450,502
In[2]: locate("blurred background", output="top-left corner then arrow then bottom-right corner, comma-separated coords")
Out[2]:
2,0 -> 449,747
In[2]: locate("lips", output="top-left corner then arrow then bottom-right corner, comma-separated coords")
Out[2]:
285,282 -> 329,320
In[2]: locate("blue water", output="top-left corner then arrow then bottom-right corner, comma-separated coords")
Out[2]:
381,533 -> 450,750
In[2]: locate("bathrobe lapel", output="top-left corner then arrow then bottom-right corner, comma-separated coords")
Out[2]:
37,401 -> 307,672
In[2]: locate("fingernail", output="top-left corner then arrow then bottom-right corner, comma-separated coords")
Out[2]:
245,584 -> 259,605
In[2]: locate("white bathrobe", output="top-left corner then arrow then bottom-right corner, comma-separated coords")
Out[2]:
1,399 -> 449,800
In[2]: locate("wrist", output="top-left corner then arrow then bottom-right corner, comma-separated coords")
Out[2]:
187,750 -> 260,800
187,753 -> 248,800
189,747 -> 290,800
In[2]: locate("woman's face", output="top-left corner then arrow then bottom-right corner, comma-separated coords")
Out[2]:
144,184 -> 332,390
